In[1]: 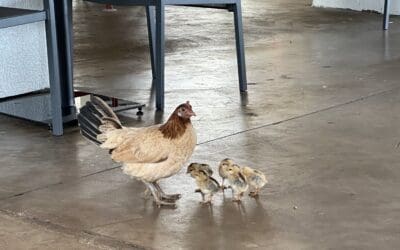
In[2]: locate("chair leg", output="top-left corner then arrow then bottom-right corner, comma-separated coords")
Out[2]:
232,0 -> 247,92
146,5 -> 156,80
44,0 -> 63,136
155,0 -> 165,111
383,0 -> 391,30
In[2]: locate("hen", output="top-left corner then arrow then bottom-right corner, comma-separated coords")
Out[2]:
78,96 -> 197,207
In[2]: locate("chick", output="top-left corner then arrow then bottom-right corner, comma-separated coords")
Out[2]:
187,163 -> 214,193
218,158 -> 236,189
187,163 -> 213,177
241,166 -> 267,197
190,169 -> 220,204
226,164 -> 248,202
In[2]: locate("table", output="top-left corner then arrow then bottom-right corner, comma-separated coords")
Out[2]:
59,0 -> 248,111
0,1 -> 64,135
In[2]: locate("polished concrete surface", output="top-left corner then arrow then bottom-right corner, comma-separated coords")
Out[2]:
1,0 -> 400,249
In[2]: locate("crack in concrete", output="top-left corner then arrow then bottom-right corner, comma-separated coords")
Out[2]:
0,209 -> 146,250
0,166 -> 121,202
198,86 -> 400,145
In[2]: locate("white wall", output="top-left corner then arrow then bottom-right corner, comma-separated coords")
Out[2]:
0,0 -> 49,98
313,0 -> 400,15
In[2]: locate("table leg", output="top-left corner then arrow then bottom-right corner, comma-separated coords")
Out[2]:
146,5 -> 156,81
233,0 -> 247,92
44,0 -> 63,135
383,0 -> 391,30
155,0 -> 165,111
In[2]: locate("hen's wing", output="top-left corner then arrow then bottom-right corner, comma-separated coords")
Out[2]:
108,126 -> 172,164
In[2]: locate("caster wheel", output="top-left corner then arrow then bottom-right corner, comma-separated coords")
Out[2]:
137,109 -> 144,116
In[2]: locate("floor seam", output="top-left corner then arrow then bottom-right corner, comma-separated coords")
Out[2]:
198,86 -> 400,145
0,209 -> 147,250
0,166 -> 121,202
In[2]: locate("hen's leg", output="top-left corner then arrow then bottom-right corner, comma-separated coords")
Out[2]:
153,182 -> 181,201
141,187 -> 152,199
143,182 -> 176,207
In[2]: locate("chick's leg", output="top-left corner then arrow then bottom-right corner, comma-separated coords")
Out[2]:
232,190 -> 242,202
249,188 -> 259,197
153,182 -> 181,201
143,182 -> 176,207
202,193 -> 212,204
221,178 -> 228,190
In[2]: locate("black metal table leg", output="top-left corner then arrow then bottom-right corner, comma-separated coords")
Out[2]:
383,0 -> 391,30
56,0 -> 75,115
155,0 -> 166,111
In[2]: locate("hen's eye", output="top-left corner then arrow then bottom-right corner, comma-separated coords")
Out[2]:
181,108 -> 186,112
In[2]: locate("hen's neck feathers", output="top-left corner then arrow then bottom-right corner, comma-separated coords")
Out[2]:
159,113 -> 191,139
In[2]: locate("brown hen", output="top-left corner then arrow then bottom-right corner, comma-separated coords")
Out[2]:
78,96 -> 197,207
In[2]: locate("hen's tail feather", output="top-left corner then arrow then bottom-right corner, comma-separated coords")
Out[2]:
80,128 -> 102,145
78,95 -> 122,145
80,105 -> 102,127
91,96 -> 121,123
77,113 -> 101,135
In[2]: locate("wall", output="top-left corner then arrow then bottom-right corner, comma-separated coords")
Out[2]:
0,0 -> 49,98
313,0 -> 400,15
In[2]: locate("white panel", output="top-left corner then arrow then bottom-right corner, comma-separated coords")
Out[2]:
313,0 -> 400,15
0,0 -> 49,98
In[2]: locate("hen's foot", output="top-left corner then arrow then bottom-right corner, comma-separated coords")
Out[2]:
160,193 -> 181,201
154,199 -> 177,208
199,201 -> 212,205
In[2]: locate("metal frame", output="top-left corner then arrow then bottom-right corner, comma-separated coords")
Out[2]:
80,0 -> 248,110
0,7 -> 46,28
0,1 -> 64,135
383,0 -> 391,30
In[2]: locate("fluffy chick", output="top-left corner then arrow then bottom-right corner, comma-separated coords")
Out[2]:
241,166 -> 267,197
218,158 -> 236,189
187,163 -> 213,177
190,169 -> 220,204
187,163 -> 214,193
226,164 -> 248,202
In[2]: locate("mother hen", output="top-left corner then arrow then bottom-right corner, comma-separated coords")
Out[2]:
78,96 -> 197,207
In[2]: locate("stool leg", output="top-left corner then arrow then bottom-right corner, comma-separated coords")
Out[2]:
44,0 -> 63,135
233,0 -> 247,92
146,5 -> 156,80
155,0 -> 165,110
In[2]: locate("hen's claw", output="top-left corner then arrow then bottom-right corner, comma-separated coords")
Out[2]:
161,194 -> 181,201
154,200 -> 177,208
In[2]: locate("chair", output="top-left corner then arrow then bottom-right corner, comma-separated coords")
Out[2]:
85,0 -> 248,110
0,1 -> 64,135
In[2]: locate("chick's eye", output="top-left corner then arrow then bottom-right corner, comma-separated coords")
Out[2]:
181,107 -> 186,112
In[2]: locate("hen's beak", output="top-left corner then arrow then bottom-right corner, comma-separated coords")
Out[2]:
188,110 -> 196,117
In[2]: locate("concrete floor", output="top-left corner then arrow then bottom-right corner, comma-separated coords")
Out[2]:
1,0 -> 400,249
